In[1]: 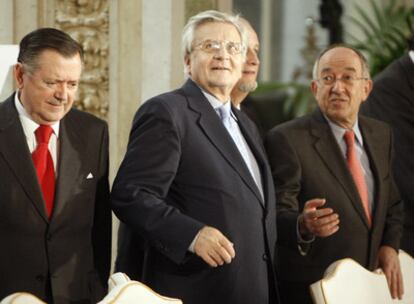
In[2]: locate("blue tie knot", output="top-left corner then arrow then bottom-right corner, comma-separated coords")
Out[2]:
217,105 -> 231,121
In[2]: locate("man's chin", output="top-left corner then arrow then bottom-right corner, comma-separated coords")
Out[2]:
238,81 -> 258,93
39,111 -> 66,124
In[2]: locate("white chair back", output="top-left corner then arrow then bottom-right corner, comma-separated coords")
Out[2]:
310,250 -> 414,304
310,258 -> 392,304
0,292 -> 45,304
98,272 -> 183,304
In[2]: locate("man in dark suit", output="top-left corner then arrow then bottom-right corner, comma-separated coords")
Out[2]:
0,28 -> 112,303
111,10 -> 278,304
265,45 -> 404,303
361,36 -> 414,257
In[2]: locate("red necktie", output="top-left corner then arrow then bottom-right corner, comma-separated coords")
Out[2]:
32,125 -> 55,218
344,130 -> 371,226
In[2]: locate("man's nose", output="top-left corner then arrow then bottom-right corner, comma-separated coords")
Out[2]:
331,78 -> 346,92
54,83 -> 68,100
246,49 -> 259,65
213,44 -> 230,59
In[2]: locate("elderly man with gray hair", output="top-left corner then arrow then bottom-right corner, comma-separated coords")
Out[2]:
111,10 -> 279,304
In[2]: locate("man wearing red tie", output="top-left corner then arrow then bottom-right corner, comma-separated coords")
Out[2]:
265,45 -> 404,303
0,28 -> 111,303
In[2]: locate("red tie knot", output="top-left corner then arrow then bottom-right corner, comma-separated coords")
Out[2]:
35,125 -> 53,144
343,130 -> 355,146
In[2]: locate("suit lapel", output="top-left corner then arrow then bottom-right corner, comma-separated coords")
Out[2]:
310,110 -> 370,227
182,80 -> 263,205
0,96 -> 49,222
235,109 -> 267,206
359,116 -> 388,227
52,113 -> 82,220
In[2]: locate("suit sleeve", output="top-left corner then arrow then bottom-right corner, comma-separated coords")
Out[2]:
111,99 -> 204,264
92,122 -> 112,289
363,80 -> 414,233
265,128 -> 302,248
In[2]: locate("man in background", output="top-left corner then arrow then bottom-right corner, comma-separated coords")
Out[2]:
231,18 -> 264,136
231,17 -> 260,106
0,28 -> 111,303
361,34 -> 414,257
112,10 -> 279,304
266,45 -> 403,303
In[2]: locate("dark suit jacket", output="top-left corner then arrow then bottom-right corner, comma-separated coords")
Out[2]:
265,110 -> 402,299
0,94 -> 112,304
240,95 -> 265,138
114,222 -> 145,280
111,79 -> 278,304
361,54 -> 414,256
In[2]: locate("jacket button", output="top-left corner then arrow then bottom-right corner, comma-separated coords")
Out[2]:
36,275 -> 45,282
262,253 -> 268,261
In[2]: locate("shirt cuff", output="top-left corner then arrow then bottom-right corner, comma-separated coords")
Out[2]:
188,230 -> 201,253
296,217 -> 315,243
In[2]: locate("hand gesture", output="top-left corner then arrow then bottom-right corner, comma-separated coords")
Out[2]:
194,226 -> 235,267
298,198 -> 339,237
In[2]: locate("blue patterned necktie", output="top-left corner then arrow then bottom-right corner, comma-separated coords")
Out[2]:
217,105 -> 263,199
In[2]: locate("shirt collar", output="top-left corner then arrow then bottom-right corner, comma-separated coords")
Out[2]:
409,50 -> 414,64
195,81 -> 237,121
324,114 -> 363,146
14,91 -> 60,137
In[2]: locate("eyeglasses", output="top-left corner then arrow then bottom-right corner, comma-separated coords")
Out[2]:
317,75 -> 369,86
193,40 -> 245,55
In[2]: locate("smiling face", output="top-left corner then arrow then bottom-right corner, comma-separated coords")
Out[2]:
185,21 -> 243,102
311,47 -> 372,129
15,49 -> 82,125
237,19 -> 260,92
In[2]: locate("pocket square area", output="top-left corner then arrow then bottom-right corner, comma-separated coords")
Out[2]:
86,173 -> 94,179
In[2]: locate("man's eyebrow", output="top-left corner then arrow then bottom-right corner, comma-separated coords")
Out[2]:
320,67 -> 357,73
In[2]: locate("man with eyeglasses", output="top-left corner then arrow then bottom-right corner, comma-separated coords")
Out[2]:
111,10 -> 279,304
265,45 -> 403,303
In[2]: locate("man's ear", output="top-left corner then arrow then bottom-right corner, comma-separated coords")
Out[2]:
184,55 -> 191,76
310,80 -> 318,97
14,63 -> 24,89
361,79 -> 373,102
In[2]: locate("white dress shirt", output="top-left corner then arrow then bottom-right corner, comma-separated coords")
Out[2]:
326,118 -> 375,212
297,116 -> 375,246
188,85 -> 264,253
14,92 -> 60,174
409,50 -> 414,64
201,89 -> 264,200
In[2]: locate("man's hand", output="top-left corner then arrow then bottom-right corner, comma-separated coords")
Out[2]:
377,245 -> 404,300
298,198 -> 339,237
194,226 -> 235,267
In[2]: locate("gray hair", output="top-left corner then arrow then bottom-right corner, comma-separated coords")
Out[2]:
182,10 -> 247,74
312,44 -> 370,80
